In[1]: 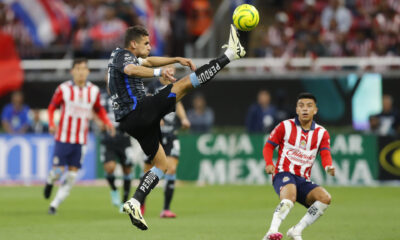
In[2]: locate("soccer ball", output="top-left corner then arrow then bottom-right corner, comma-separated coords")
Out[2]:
232,4 -> 259,31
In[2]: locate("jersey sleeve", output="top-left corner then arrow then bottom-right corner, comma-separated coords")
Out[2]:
267,122 -> 285,147
48,86 -> 64,128
114,51 -> 136,73
319,130 -> 332,168
93,92 -> 112,127
319,130 -> 331,152
263,122 -> 285,166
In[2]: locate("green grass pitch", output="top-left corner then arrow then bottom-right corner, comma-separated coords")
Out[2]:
0,185 -> 399,240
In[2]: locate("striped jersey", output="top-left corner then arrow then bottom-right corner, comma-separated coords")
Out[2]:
267,117 -> 331,179
48,80 -> 110,144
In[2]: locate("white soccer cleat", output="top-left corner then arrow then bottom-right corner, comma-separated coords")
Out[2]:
287,227 -> 303,240
123,199 -> 148,230
262,231 -> 283,240
222,24 -> 246,59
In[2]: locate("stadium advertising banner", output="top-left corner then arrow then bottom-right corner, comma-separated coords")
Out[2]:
178,133 -> 379,186
378,137 -> 400,180
0,134 -> 97,183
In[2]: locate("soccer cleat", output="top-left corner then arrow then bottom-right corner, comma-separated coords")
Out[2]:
123,199 -> 148,230
160,209 -> 177,218
222,24 -> 246,59
287,227 -> 303,240
48,206 -> 56,215
263,232 -> 283,240
44,183 -> 53,199
110,190 -> 121,207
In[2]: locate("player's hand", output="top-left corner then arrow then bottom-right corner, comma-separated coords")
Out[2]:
162,67 -> 176,83
181,118 -> 191,129
325,166 -> 335,176
265,165 -> 275,174
160,119 -> 165,126
176,57 -> 196,71
49,126 -> 57,135
106,124 -> 116,137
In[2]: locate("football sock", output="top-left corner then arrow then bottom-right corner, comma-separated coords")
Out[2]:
123,174 -> 132,203
163,174 -> 176,210
269,199 -> 294,232
46,168 -> 62,184
293,201 -> 329,233
190,55 -> 230,88
50,171 -> 78,208
105,173 -> 117,191
133,167 -> 163,205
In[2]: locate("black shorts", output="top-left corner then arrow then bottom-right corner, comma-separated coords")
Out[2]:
100,132 -> 132,167
119,84 -> 176,162
145,133 -> 180,164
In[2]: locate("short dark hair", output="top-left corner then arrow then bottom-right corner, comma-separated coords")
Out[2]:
124,25 -> 149,47
297,92 -> 317,103
72,58 -> 88,68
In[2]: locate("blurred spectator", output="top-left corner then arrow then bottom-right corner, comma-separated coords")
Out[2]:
321,0 -> 353,33
368,94 -> 400,136
28,109 -> 49,134
89,6 -> 127,58
245,89 -> 277,133
186,0 -> 212,42
187,93 -> 214,133
1,91 -> 30,134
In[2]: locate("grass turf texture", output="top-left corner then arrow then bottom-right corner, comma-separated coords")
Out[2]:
0,185 -> 399,240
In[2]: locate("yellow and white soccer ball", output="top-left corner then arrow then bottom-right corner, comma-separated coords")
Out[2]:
232,4 -> 259,31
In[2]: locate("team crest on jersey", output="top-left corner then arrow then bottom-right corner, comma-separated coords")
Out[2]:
282,176 -> 290,183
53,156 -> 59,165
300,140 -> 307,150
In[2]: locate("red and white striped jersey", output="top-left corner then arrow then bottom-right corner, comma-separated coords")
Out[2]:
267,117 -> 331,179
48,80 -> 111,145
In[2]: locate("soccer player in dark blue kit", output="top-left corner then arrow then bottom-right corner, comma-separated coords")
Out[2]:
107,24 -> 245,230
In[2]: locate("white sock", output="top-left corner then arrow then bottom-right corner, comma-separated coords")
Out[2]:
294,201 -> 329,233
224,49 -> 235,61
129,198 -> 141,207
46,168 -> 62,184
268,199 -> 294,233
50,171 -> 78,208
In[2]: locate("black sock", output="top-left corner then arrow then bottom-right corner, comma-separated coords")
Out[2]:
133,171 -> 159,205
194,54 -> 230,86
123,175 -> 131,203
164,180 -> 175,210
106,174 -> 117,191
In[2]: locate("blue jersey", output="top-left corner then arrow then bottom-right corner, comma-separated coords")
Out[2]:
107,47 -> 146,121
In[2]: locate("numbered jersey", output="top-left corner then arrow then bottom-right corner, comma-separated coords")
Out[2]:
268,117 -> 331,179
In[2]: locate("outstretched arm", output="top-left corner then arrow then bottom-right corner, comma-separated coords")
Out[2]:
141,57 -> 196,70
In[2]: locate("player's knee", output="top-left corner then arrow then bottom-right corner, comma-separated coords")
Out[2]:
319,193 -> 331,205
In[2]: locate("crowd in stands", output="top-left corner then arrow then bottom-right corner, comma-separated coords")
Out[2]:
0,0 -> 213,59
1,0 -> 400,59
255,0 -> 400,58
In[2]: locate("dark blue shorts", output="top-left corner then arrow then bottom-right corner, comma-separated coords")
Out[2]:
273,172 -> 319,207
52,141 -> 84,168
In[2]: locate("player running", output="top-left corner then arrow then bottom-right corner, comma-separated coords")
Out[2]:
44,58 -> 115,215
142,65 -> 191,218
107,24 -> 245,230
98,87 -> 133,210
262,93 -> 335,240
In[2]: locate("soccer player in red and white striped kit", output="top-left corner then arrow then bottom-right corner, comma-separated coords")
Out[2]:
43,58 -> 115,215
262,93 -> 335,240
